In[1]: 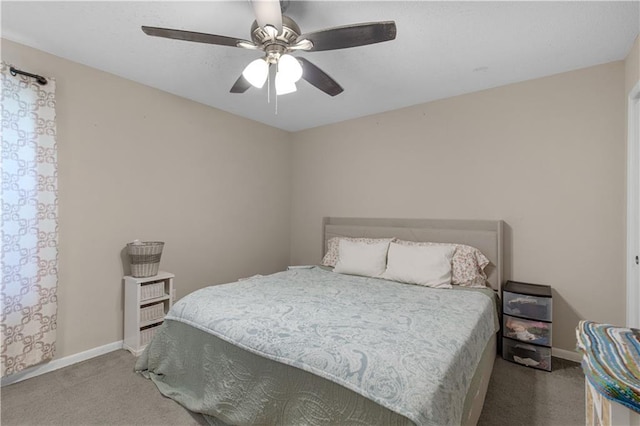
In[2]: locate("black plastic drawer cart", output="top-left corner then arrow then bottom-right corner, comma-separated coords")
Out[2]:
502,280 -> 553,371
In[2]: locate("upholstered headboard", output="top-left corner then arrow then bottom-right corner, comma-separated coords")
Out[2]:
323,217 -> 504,292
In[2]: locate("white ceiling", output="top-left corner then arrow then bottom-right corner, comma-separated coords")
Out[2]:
2,1 -> 639,132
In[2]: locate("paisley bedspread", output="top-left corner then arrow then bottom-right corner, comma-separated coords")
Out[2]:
163,267 -> 498,425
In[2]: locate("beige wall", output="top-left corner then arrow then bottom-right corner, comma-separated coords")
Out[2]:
625,35 -> 639,95
290,62 -> 626,352
2,39 -> 292,359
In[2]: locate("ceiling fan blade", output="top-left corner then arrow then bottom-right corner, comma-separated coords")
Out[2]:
250,0 -> 283,33
297,21 -> 396,52
142,26 -> 255,48
230,74 -> 252,94
298,57 -> 343,97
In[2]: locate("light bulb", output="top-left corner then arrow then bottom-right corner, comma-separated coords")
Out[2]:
242,58 -> 268,88
275,71 -> 297,95
277,54 -> 303,83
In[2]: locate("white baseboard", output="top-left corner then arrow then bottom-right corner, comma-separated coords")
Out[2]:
552,346 -> 582,363
1,340 -> 123,387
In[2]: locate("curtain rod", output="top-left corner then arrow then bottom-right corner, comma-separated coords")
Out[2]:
9,66 -> 47,85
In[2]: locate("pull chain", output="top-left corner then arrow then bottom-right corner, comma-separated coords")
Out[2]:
267,64 -> 271,104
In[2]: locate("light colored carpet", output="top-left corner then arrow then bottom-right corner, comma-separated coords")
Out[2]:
1,350 -> 584,425
1,350 -> 206,426
478,356 -> 584,425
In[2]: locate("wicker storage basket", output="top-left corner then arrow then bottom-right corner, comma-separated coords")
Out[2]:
140,302 -> 165,323
140,281 -> 165,301
127,241 -> 164,278
140,325 -> 161,346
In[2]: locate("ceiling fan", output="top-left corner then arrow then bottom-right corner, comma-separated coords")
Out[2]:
141,0 -> 397,97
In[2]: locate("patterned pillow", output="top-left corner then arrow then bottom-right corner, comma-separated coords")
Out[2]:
322,237 -> 396,267
395,240 -> 490,288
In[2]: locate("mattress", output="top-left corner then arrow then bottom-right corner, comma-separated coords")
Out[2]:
136,267 -> 499,425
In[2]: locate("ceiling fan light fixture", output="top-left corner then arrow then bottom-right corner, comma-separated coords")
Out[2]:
143,12 -> 396,99
242,58 -> 269,88
278,54 -> 303,83
275,72 -> 297,95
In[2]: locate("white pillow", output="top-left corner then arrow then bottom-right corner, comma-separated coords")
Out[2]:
322,237 -> 395,267
333,239 -> 390,278
381,242 -> 456,288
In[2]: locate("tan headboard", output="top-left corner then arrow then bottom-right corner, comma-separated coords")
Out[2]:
323,217 -> 504,292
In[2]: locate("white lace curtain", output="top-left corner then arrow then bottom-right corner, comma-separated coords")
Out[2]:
1,62 -> 58,377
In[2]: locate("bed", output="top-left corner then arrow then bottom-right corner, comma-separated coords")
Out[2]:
136,218 -> 504,425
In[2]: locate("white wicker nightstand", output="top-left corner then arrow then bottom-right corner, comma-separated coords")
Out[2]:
123,271 -> 174,356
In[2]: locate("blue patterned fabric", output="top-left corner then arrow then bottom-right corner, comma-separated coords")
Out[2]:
167,267 -> 499,425
577,320 -> 640,413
